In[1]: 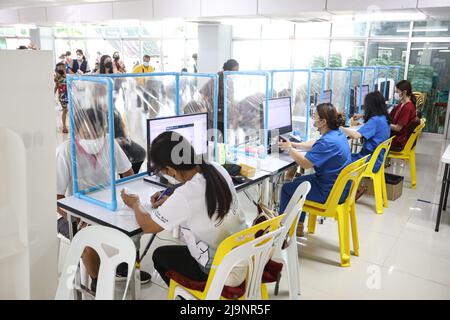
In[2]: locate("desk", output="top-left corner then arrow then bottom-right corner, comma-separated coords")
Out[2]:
435,144 -> 450,232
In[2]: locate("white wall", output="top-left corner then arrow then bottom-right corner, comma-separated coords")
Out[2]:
112,0 -> 153,20
258,0 -> 326,15
326,0 -> 418,12
153,0 -> 201,18
201,0 -> 258,17
0,50 -> 57,299
0,9 -> 19,24
198,24 -> 232,73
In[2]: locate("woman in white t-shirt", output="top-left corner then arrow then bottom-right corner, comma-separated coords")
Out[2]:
121,131 -> 248,286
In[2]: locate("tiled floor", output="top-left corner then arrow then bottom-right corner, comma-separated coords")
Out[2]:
56,108 -> 450,299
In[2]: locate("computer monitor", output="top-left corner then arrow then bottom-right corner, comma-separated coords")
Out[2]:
355,84 -> 370,110
261,97 -> 292,135
321,90 -> 332,104
376,81 -> 391,101
146,112 -> 208,174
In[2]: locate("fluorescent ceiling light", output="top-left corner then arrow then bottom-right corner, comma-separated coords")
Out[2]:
378,47 -> 395,50
411,46 -> 449,50
220,18 -> 270,26
439,50 -> 450,53
354,11 -> 426,22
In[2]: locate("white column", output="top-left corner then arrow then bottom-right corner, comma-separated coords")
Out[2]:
198,24 -> 232,73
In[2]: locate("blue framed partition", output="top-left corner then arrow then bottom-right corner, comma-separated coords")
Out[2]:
68,72 -> 219,211
223,70 -> 270,160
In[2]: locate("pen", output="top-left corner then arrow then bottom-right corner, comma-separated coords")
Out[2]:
156,187 -> 172,203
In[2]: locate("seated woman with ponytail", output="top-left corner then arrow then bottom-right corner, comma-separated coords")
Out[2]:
278,103 -> 351,236
121,131 -> 248,287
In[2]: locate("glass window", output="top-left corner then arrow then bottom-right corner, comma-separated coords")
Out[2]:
295,22 -> 330,38
185,39 -> 198,72
186,23 -> 198,39
232,40 -> 260,70
69,27 -> 85,37
232,23 -> 261,39
408,42 -> 450,134
0,38 -> 6,49
143,40 -> 162,71
367,42 -> 407,66
85,26 -> 104,38
104,27 -> 121,38
122,27 -> 140,38
16,27 -> 30,37
330,41 -> 365,67
162,22 -> 185,38
54,27 -> 70,38
370,21 -> 411,37
412,21 -> 450,37
141,22 -> 162,38
163,39 -> 185,72
4,27 -> 16,37
332,22 -> 367,37
122,40 -> 140,71
294,40 -> 329,68
6,38 -> 29,49
260,40 -> 291,70
261,21 -> 294,39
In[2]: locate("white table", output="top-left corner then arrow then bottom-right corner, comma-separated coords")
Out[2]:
435,144 -> 450,232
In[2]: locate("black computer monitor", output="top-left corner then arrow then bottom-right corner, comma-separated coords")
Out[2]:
321,90 -> 332,104
146,112 -> 208,174
261,97 -> 292,136
376,81 -> 391,101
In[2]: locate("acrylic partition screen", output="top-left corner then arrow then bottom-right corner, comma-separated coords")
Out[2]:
224,71 -> 269,161
349,68 -> 364,114
270,69 -> 311,141
67,76 -> 118,211
323,68 -> 352,123
90,73 -> 179,177
180,73 -> 219,136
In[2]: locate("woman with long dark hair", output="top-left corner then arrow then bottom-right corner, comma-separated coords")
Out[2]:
69,49 -> 90,74
278,103 -> 351,236
98,54 -> 114,74
121,131 -> 247,286
389,80 -> 418,151
342,91 -> 390,172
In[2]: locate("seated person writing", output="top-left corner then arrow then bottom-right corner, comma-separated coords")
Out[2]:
278,103 -> 351,237
121,131 -> 248,288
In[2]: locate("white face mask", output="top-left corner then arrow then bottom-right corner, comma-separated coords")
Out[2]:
79,137 -> 105,155
394,92 -> 402,101
143,61 -> 150,67
162,173 -> 180,185
77,55 -> 83,60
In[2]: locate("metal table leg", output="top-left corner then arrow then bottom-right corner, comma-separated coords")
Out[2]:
131,234 -> 142,300
444,169 -> 450,211
435,163 -> 449,232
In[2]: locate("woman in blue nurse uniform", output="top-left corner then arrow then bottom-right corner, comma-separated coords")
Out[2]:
341,91 -> 390,198
278,103 -> 351,236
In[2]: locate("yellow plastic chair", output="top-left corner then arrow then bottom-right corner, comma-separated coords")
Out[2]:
361,136 -> 395,214
388,119 -> 426,189
302,156 -> 369,267
167,214 -> 285,300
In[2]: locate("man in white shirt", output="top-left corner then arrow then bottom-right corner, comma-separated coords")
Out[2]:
56,107 -> 150,291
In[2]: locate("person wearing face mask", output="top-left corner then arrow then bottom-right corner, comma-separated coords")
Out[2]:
54,62 -> 69,133
278,103 -> 351,237
69,49 -> 90,74
112,51 -> 127,74
121,131 -> 248,288
389,80 -> 419,152
98,54 -> 114,74
56,108 -> 151,291
133,55 -> 155,113
64,51 -> 73,73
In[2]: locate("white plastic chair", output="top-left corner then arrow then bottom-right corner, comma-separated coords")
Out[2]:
170,225 -> 285,300
273,181 -> 311,299
55,225 -> 136,300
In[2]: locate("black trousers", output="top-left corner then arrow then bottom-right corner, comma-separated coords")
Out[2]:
152,245 -> 209,286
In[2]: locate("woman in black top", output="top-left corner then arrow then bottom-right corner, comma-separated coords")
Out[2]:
70,49 -> 90,74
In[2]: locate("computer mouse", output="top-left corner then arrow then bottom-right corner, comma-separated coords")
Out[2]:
232,175 -> 247,184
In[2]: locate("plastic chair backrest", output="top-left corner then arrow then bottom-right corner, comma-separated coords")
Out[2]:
203,215 -> 285,300
321,156 -> 370,213
55,225 -> 136,300
278,181 -> 311,250
365,136 -> 394,174
403,119 -> 425,154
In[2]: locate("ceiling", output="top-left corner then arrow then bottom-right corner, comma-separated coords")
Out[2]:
0,0 -> 118,10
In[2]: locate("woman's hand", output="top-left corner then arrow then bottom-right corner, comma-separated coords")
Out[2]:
121,189 -> 141,209
352,114 -> 363,121
278,139 -> 292,152
150,191 -> 169,208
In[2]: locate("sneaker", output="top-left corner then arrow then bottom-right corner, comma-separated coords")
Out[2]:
116,263 -> 151,285
296,222 -> 305,237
